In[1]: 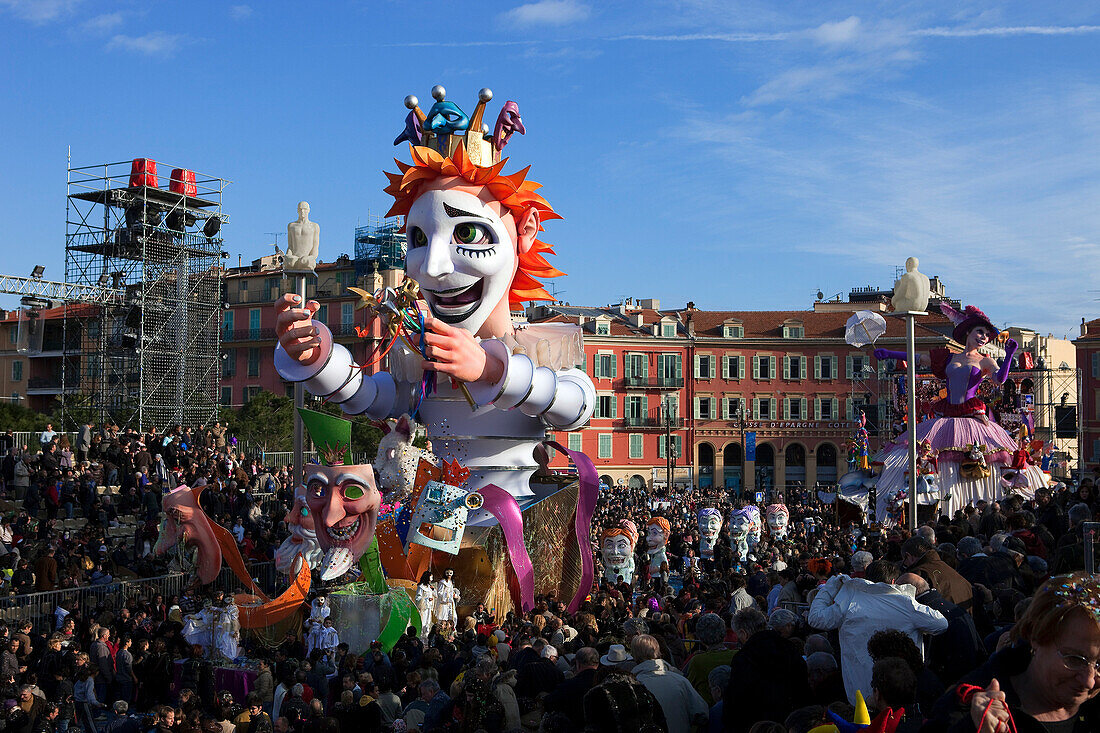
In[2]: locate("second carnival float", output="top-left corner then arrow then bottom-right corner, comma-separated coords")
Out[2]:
154,84 -> 1046,657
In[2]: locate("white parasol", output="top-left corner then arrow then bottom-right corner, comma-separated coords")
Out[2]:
844,310 -> 887,348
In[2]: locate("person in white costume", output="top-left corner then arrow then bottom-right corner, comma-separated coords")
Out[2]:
414,572 -> 435,638
212,598 -> 240,661
182,601 -> 215,653
318,618 -> 340,655
433,569 -> 460,625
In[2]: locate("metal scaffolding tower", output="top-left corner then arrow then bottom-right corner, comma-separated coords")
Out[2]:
354,214 -> 406,278
63,159 -> 230,431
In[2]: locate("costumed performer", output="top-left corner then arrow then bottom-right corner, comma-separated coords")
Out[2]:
271,87 -> 595,515
434,568 -> 459,627
274,485 -> 325,576
181,600 -> 214,653
212,596 -> 240,661
1000,425 -> 1049,494
872,302 -> 1024,516
765,504 -> 789,540
644,517 -> 670,578
599,519 -> 638,586
415,572 -> 435,639
319,617 -> 340,655
697,508 -> 723,562
728,508 -> 753,564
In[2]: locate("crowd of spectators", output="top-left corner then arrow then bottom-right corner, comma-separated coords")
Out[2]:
0,420 -> 1098,733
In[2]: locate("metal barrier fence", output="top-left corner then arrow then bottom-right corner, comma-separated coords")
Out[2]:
6,432 -> 79,454
0,561 -> 281,634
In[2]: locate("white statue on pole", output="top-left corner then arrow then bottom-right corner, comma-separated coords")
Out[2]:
285,201 -> 320,274
890,256 -> 930,314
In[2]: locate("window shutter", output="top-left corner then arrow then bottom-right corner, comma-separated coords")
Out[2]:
739,357 -> 746,379
752,356 -> 760,379
846,355 -> 854,379
753,398 -> 761,420
801,357 -> 808,381
783,397 -> 790,418
783,356 -> 791,380
611,356 -> 618,378
721,397 -> 729,420
801,398 -> 808,419
642,355 -> 649,378
675,355 -> 683,379
831,398 -> 839,420
814,356 -> 821,379
722,356 -> 730,379
611,396 -> 618,418
770,356 -> 777,379
694,354 -> 701,378
1093,352 -> 1100,378
845,399 -> 853,421
814,398 -> 821,420
624,355 -> 633,379
694,396 -> 702,420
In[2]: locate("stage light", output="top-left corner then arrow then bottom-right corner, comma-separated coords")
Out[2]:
30,265 -> 45,279
166,211 -> 185,231
203,216 -> 222,239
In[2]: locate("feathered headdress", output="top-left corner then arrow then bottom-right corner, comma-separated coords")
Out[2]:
939,302 -> 999,345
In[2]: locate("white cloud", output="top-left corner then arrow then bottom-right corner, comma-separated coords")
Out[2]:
107,31 -> 186,56
911,24 -> 1100,38
0,0 -> 80,23
82,12 -> 122,32
808,16 -> 861,45
229,5 -> 252,20
500,0 -> 589,28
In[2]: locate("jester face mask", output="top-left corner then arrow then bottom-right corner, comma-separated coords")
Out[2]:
305,465 -> 382,581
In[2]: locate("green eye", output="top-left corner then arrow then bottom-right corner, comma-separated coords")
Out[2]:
343,484 -> 365,500
455,223 -> 477,244
411,227 -> 427,248
300,507 -> 309,517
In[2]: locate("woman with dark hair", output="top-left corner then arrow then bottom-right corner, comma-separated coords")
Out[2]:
924,573 -> 1100,731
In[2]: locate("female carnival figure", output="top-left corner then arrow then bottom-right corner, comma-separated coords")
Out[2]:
872,303 -> 1026,516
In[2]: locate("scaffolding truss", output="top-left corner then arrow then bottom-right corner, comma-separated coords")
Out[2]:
62,159 -> 230,431
354,213 -> 406,278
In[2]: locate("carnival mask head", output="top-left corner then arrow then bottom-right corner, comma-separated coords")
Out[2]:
601,520 -> 638,569
275,484 -> 324,575
766,504 -> 790,538
154,485 -> 222,585
646,517 -> 671,552
386,135 -> 561,337
698,508 -> 722,553
728,508 -> 753,540
299,409 -> 382,582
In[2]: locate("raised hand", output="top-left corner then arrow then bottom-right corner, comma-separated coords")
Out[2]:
969,678 -> 1012,733
275,293 -> 322,365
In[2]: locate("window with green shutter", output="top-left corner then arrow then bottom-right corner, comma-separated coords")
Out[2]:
629,433 -> 643,458
598,433 -> 613,458
568,432 -> 583,452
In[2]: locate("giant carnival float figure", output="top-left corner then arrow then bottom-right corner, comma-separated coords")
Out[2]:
600,519 -> 637,586
271,86 -> 598,617
644,517 -> 671,578
870,302 -> 1043,519
697,508 -> 723,564
765,503 -> 789,540
728,507 -> 754,565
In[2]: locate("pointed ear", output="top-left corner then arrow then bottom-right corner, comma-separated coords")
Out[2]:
396,414 -> 411,440
515,206 -> 540,255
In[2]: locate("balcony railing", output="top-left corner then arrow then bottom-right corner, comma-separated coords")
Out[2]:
222,327 -> 276,342
617,415 -> 683,429
622,375 -> 684,389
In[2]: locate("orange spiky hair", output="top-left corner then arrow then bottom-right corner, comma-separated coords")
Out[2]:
384,142 -> 564,307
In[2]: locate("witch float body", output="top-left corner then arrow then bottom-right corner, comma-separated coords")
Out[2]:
272,87 -> 598,615
871,303 -> 1040,518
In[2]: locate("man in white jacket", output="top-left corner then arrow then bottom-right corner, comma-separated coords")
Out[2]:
807,559 -> 947,705
630,634 -> 709,733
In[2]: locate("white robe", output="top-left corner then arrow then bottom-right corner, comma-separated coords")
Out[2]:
182,607 -> 214,651
213,604 -> 240,660
415,584 -> 435,635
319,626 -> 340,653
306,620 -> 324,657
433,579 -> 458,624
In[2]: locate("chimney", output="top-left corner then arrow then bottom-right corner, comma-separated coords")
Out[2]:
633,313 -> 644,328
1083,317 -> 1088,337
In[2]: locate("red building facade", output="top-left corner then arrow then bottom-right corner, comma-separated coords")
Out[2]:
1074,318 -> 1100,474
532,299 -> 952,497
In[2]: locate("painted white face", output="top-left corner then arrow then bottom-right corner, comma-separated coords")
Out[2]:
699,513 -> 722,539
646,525 -> 667,551
767,512 -> 788,532
404,188 -> 517,335
729,514 -> 751,538
601,535 -> 632,567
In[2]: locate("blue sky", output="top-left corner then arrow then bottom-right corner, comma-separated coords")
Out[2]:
1,0 -> 1099,338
